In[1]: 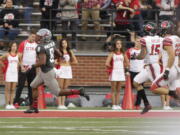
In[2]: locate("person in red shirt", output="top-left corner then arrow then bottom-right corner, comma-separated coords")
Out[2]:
112,0 -> 134,41
129,0 -> 144,36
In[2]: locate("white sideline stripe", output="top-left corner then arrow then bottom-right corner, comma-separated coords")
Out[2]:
0,109 -> 180,112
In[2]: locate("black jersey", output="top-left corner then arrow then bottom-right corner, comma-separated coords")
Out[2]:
36,41 -> 56,73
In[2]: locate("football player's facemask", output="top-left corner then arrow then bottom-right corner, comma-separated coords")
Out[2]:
36,28 -> 52,44
143,22 -> 157,36
159,20 -> 174,36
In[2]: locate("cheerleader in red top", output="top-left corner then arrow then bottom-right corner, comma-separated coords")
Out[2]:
0,42 -> 20,109
105,39 -> 129,110
55,39 -> 78,109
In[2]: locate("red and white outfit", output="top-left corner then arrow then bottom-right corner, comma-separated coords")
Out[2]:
126,47 -> 144,73
55,54 -> 72,79
109,53 -> 125,81
18,40 -> 37,68
134,35 -> 164,84
152,35 -> 180,90
4,54 -> 19,82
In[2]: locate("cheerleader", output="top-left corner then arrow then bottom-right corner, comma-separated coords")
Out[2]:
0,42 -> 20,109
105,39 -> 129,110
55,39 -> 78,109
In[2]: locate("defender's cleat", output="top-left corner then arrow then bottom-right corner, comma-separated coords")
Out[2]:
24,108 -> 39,113
79,87 -> 90,101
141,105 -> 152,114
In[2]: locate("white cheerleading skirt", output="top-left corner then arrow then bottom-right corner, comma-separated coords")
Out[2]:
109,68 -> 125,81
55,66 -> 72,79
5,71 -> 18,82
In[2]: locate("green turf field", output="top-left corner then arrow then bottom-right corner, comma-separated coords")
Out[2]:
0,118 -> 180,135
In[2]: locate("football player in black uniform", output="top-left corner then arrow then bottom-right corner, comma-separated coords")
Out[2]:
24,29 -> 89,113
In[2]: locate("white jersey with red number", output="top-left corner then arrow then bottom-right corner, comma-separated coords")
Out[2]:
162,35 -> 180,67
126,47 -> 144,73
140,35 -> 163,65
109,53 -> 125,81
5,54 -> 19,82
18,40 -> 37,67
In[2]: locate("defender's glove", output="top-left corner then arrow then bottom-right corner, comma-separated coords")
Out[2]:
163,69 -> 170,80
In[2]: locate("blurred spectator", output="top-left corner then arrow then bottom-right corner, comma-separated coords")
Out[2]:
100,0 -> 111,22
112,0 -> 134,41
176,1 -> 180,36
0,0 -> 20,50
0,42 -> 19,109
140,0 -> 157,22
103,34 -> 122,51
13,31 -> 37,109
129,0 -> 144,36
17,0 -> 34,31
59,0 -> 79,51
156,0 -> 179,21
81,0 -> 103,41
40,0 -> 59,30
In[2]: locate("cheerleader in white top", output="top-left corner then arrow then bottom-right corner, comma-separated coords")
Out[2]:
105,39 -> 129,110
0,42 -> 19,109
55,39 -> 78,109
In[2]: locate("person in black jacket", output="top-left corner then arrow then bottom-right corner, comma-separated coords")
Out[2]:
0,0 -> 20,50
39,0 -> 59,31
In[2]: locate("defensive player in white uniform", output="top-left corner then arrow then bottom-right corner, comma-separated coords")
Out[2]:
151,21 -> 180,100
133,22 -> 164,114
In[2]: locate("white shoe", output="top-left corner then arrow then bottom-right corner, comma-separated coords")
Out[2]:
67,103 -> 76,108
10,104 -> 16,109
5,104 -> 11,109
163,106 -> 173,110
57,105 -> 68,110
116,105 -> 122,110
112,105 -> 117,110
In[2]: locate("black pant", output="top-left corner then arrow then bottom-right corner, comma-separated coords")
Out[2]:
13,67 -> 36,105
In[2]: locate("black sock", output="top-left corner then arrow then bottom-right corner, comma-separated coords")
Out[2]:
135,91 -> 141,106
168,90 -> 178,98
139,89 -> 149,106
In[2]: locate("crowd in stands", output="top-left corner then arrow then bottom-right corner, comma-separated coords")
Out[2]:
0,0 -> 179,51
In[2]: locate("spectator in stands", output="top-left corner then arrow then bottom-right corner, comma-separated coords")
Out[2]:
129,0 -> 144,36
13,31 -> 37,109
103,34 -> 122,52
105,39 -> 129,110
140,0 -> 157,23
81,0 -> 103,41
112,0 -> 134,41
54,38 -> 78,109
59,0 -> 79,51
156,0 -> 179,21
17,0 -> 34,31
0,0 -> 20,50
40,0 -> 59,30
176,1 -> 180,36
0,42 -> 19,109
